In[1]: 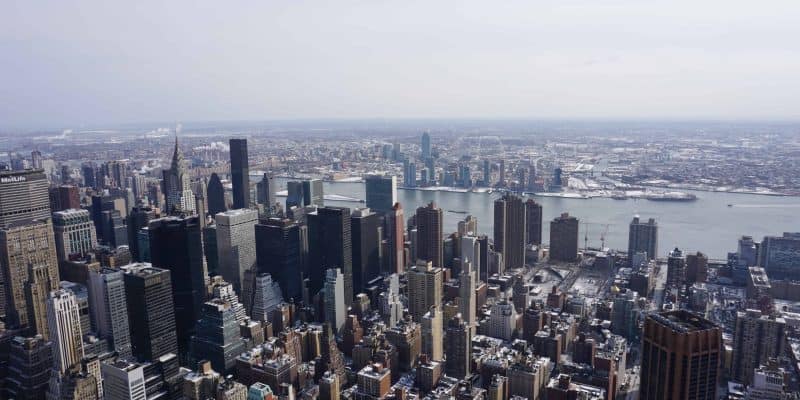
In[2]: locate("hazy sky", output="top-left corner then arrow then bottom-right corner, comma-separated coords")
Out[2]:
2,1 -> 800,129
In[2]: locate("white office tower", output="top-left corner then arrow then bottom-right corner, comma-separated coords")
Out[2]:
459,262 -> 477,330
422,305 -> 444,361
47,289 -> 84,374
380,274 -> 403,328
212,280 -> 248,323
488,300 -> 517,341
215,208 -> 258,294
324,268 -> 346,334
87,268 -> 132,359
250,273 -> 283,322
461,236 -> 480,275
101,359 -> 146,400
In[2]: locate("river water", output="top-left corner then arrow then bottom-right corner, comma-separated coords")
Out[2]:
269,178 -> 799,259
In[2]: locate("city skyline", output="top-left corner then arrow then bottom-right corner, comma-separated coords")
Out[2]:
2,2 -> 800,398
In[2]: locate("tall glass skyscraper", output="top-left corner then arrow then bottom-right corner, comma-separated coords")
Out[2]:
229,138 -> 250,209
364,175 -> 397,214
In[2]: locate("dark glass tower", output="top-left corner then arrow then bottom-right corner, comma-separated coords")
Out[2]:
127,205 -> 156,262
416,202 -> 443,269
255,218 -> 304,302
308,207 -> 353,305
229,138 -> 250,209
122,264 -> 179,362
525,199 -> 543,246
303,179 -> 324,207
421,132 -> 431,160
351,208 -> 381,296
148,216 -> 207,361
494,193 -> 527,269
549,213 -> 579,262
207,172 -> 226,217
189,299 -> 245,374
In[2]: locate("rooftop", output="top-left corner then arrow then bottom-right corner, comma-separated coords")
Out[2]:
649,310 -> 719,333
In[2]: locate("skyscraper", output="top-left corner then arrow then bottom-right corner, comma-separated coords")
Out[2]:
666,248 -> 686,287
365,175 -> 397,214
249,273 -> 283,323
6,335 -> 54,400
549,213 -> 579,262
494,194 -> 527,269
421,305 -> 443,361
81,162 -> 97,189
303,179 -> 324,207
758,232 -> 800,280
458,267 -> 477,330
256,173 -> 276,215
0,169 -> 51,228
207,173 -> 227,217
215,208 -> 258,294
640,310 -> 721,400
351,208 -> 381,295
122,263 -> 179,361
324,268 -> 346,333
1,219 -> 59,334
628,216 -> 658,262
189,299 -> 246,374
403,161 -> 416,188
445,314 -> 471,379
407,260 -> 443,322
229,138 -> 251,209
380,273 -> 403,328
461,235 -> 481,276
87,268 -> 132,359
552,167 -> 563,187
732,309 -> 786,384
48,185 -> 80,212
487,300 -> 517,341
286,181 -> 305,209
421,132 -> 431,160
525,199 -> 543,246
52,209 -> 97,262
319,322 -> 346,384
386,202 -> 405,274
162,137 -> 195,215
47,289 -> 84,374
307,207 -> 353,305
255,217 -> 304,303
416,202 -> 443,268
686,251 -> 709,284
127,205 -> 156,262
100,359 -> 146,400
148,216 -> 207,360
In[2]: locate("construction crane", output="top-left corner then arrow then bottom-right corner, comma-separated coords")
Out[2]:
583,221 -> 590,250
600,224 -> 610,249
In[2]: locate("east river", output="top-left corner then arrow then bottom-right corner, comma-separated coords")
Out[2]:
270,178 -> 800,259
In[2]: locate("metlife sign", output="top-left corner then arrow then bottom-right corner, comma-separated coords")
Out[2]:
0,176 -> 27,183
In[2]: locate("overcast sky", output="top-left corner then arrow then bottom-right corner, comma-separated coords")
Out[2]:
2,1 -> 799,129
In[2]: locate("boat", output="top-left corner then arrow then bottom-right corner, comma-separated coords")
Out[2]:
447,210 -> 468,214
644,192 -> 697,202
728,204 -> 733,207
611,192 -> 628,200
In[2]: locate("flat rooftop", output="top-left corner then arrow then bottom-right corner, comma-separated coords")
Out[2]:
650,310 -> 718,333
